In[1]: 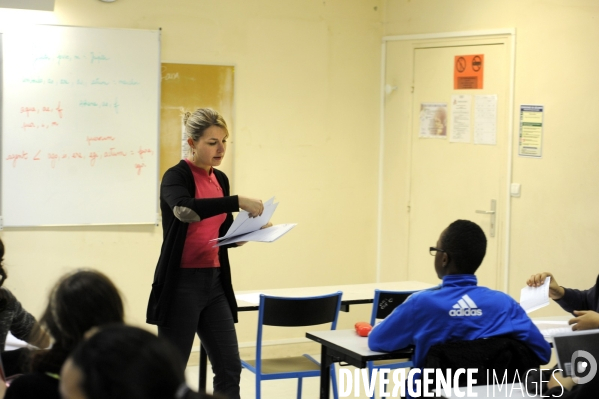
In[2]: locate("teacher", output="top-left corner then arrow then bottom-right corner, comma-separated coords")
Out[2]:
147,108 -> 265,399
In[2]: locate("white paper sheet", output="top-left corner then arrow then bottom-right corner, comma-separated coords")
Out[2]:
215,223 -> 297,247
450,95 -> 471,143
215,197 -> 277,241
474,94 -> 497,145
533,320 -> 572,339
520,276 -> 551,313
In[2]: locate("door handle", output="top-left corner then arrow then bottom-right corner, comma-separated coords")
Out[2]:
475,199 -> 496,237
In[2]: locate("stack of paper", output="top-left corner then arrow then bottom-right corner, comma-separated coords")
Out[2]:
212,197 -> 296,247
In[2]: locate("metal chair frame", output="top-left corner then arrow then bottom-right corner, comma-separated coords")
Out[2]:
241,291 -> 343,399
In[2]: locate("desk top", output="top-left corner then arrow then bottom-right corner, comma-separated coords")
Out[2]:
235,280 -> 434,310
306,329 -> 413,363
435,383 -> 534,398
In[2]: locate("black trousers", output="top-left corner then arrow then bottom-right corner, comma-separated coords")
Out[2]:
158,268 -> 241,399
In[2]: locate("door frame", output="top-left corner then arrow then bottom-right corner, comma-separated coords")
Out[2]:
376,29 -> 516,292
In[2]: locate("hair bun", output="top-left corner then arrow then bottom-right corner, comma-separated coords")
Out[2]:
183,111 -> 192,126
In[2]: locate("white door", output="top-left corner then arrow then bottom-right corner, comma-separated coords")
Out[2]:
406,42 -> 509,289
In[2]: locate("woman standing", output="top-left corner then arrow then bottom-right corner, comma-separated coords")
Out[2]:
147,108 -> 265,399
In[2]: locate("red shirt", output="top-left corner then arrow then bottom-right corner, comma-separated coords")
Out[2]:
180,160 -> 226,268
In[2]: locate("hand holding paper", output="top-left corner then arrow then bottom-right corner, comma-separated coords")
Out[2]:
520,276 -> 551,313
213,197 -> 296,247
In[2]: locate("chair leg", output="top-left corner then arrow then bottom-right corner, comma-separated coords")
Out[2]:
330,363 -> 339,399
256,376 -> 261,399
296,377 -> 303,399
368,362 -> 375,399
381,369 -> 389,398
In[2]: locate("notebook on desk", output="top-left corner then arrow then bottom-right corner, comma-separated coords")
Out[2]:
533,320 -> 572,339
553,330 -> 599,379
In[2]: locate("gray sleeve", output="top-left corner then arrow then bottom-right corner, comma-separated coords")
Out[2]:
3,289 -> 37,343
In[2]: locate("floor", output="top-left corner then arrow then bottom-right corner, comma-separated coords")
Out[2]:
184,361 -> 403,399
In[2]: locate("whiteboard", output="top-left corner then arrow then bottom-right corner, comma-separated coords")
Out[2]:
1,25 -> 160,226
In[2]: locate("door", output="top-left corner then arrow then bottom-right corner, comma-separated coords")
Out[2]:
406,42 -> 509,289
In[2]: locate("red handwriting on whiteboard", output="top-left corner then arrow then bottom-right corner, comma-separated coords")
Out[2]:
135,163 -> 146,175
5,148 -> 154,176
86,136 -> 116,146
89,151 -> 99,166
138,147 -> 154,159
22,122 -> 60,130
48,152 -> 59,168
6,151 -> 28,167
20,107 -> 37,116
104,148 -> 127,158
20,103 -> 64,118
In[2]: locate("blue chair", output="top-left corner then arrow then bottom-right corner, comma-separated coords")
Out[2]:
367,289 -> 420,399
241,291 -> 342,399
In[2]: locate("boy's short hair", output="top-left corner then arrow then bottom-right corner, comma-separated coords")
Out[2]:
440,220 -> 487,274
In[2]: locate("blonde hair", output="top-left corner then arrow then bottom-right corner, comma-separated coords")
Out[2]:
183,108 -> 228,155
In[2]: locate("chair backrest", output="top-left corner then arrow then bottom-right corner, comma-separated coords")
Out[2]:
260,291 -> 342,328
369,289 -> 418,325
423,336 -> 543,387
254,291 -> 343,364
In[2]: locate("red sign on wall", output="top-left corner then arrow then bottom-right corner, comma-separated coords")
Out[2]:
454,54 -> 484,89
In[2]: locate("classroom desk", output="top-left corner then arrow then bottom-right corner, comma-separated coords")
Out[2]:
234,280 -> 435,312
305,316 -> 570,399
306,329 -> 413,399
436,383 -> 535,398
198,280 -> 433,392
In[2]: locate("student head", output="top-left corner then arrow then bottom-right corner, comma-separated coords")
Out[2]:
60,324 -> 215,399
433,220 -> 487,278
40,269 -> 124,356
0,238 -> 6,287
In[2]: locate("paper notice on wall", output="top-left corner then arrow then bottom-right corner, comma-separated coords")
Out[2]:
450,95 -> 471,143
474,94 -> 497,145
518,105 -> 544,158
419,103 -> 447,138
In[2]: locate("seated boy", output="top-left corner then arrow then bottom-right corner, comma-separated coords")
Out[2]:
368,220 -> 551,392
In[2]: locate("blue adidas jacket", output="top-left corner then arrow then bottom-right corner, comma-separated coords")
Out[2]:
368,274 -> 552,369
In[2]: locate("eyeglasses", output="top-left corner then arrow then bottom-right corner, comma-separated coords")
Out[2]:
429,246 -> 446,256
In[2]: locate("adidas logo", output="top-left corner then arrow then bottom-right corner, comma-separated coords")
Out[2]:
449,294 -> 483,316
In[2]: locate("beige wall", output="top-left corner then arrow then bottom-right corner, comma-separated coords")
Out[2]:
1,0 -> 597,353
0,0 -> 382,347
380,0 -> 599,317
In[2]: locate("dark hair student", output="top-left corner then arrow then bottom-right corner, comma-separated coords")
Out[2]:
60,324 -> 220,399
0,238 -> 50,377
146,108 -> 269,399
4,269 -> 124,399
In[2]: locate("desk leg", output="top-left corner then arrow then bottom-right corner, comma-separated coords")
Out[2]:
319,346 -> 331,399
199,345 -> 208,393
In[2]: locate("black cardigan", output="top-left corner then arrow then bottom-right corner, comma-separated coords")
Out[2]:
146,160 -> 240,325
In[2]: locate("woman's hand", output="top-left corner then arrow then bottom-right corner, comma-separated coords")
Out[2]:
260,222 -> 272,229
238,196 -> 264,218
526,272 -> 564,300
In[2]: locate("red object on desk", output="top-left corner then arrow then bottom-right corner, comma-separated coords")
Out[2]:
355,322 -> 372,337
